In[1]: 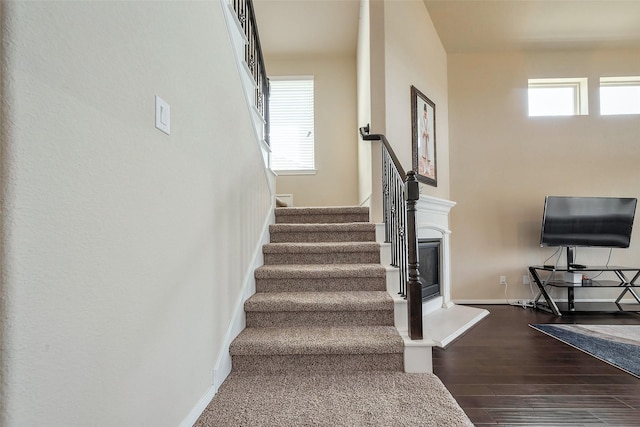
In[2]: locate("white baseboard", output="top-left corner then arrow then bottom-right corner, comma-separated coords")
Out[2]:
276,193 -> 293,207
180,202 -> 274,427
359,193 -> 371,208
213,204 -> 274,380
453,299 -> 512,305
179,385 -> 217,427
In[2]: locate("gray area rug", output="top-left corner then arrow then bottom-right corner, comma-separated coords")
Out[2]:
530,324 -> 640,378
195,371 -> 473,426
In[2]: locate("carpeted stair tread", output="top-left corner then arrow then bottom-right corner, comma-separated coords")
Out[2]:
245,291 -> 392,312
255,264 -> 387,292
270,223 -> 376,233
269,222 -> 376,243
275,206 -> 369,224
263,242 -> 380,265
230,326 -> 403,356
263,242 -> 380,254
195,371 -> 474,426
255,264 -> 386,279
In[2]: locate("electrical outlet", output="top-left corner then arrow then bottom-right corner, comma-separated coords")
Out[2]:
523,275 -> 530,285
499,275 -> 507,285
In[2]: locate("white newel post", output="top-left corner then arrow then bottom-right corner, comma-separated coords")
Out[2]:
415,195 -> 456,310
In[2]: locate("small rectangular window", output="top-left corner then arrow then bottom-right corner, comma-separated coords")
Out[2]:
269,77 -> 315,174
600,77 -> 640,115
528,78 -> 588,117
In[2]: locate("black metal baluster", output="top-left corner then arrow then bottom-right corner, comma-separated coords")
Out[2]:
358,126 -> 422,338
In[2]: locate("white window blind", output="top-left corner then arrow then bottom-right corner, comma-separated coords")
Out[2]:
269,77 -> 315,173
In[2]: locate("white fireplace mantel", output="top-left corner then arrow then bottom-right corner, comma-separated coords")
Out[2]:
416,195 -> 456,310
415,194 -> 489,347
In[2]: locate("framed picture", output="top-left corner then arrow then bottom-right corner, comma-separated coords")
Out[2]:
411,85 -> 437,187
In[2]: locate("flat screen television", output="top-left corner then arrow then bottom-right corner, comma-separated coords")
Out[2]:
540,196 -> 637,268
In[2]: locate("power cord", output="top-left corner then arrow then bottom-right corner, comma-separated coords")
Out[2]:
583,248 -> 613,281
543,247 -> 562,268
504,277 -> 535,309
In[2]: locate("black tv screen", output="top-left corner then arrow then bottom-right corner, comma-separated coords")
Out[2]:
540,196 -> 637,248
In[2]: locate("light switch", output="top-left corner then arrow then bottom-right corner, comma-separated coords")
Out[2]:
155,95 -> 170,135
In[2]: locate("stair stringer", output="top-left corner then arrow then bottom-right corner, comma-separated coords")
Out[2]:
219,0 -> 271,170
377,235 -> 433,374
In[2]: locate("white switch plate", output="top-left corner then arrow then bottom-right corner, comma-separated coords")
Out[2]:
155,95 -> 170,135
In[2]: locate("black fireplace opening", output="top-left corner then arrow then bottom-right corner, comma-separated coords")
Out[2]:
418,238 -> 441,302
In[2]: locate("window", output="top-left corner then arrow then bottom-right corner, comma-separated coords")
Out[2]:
269,77 -> 315,174
528,78 -> 588,117
600,77 -> 640,115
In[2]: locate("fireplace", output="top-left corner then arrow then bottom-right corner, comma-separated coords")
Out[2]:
415,195 -> 455,311
418,238 -> 441,301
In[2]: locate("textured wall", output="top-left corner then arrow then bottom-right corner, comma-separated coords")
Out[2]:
449,49 -> 640,302
267,55 -> 359,207
382,0 -> 450,201
0,1 -> 271,426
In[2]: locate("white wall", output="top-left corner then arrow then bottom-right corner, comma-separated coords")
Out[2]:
360,0 -> 450,221
449,49 -> 640,302
0,2 -> 271,426
382,0 -> 450,200
266,55 -> 359,207
357,0 -> 373,206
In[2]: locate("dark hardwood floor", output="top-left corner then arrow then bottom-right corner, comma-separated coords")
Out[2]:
433,304 -> 640,426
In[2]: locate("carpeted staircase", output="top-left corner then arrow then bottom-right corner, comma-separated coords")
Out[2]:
194,206 -> 474,426
229,206 -> 405,374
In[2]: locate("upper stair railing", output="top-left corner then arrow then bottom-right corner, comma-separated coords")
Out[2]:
231,0 -> 270,146
359,125 -> 423,340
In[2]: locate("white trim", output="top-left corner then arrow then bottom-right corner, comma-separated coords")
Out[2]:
374,223 -> 385,243
416,195 -> 456,215
415,195 -> 455,309
275,194 -> 294,207
178,386 -> 217,427
213,202 -> 274,383
528,77 -> 589,116
273,169 -> 317,176
181,5 -> 276,426
219,0 -> 272,174
269,75 -> 314,81
402,334 -> 434,373
599,76 -> 640,115
359,193 -> 372,208
423,305 -> 490,348
178,171 -> 275,427
454,299 -> 515,305
600,75 -> 640,85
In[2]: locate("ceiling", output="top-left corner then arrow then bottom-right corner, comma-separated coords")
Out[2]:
252,0 -> 640,57
252,0 -> 360,57
425,0 -> 640,53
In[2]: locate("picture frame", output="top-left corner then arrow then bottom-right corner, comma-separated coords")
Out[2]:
411,85 -> 437,187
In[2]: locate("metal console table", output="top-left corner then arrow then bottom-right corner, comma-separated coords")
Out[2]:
528,265 -> 640,316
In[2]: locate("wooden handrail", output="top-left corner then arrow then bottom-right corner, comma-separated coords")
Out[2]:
359,125 -> 406,181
